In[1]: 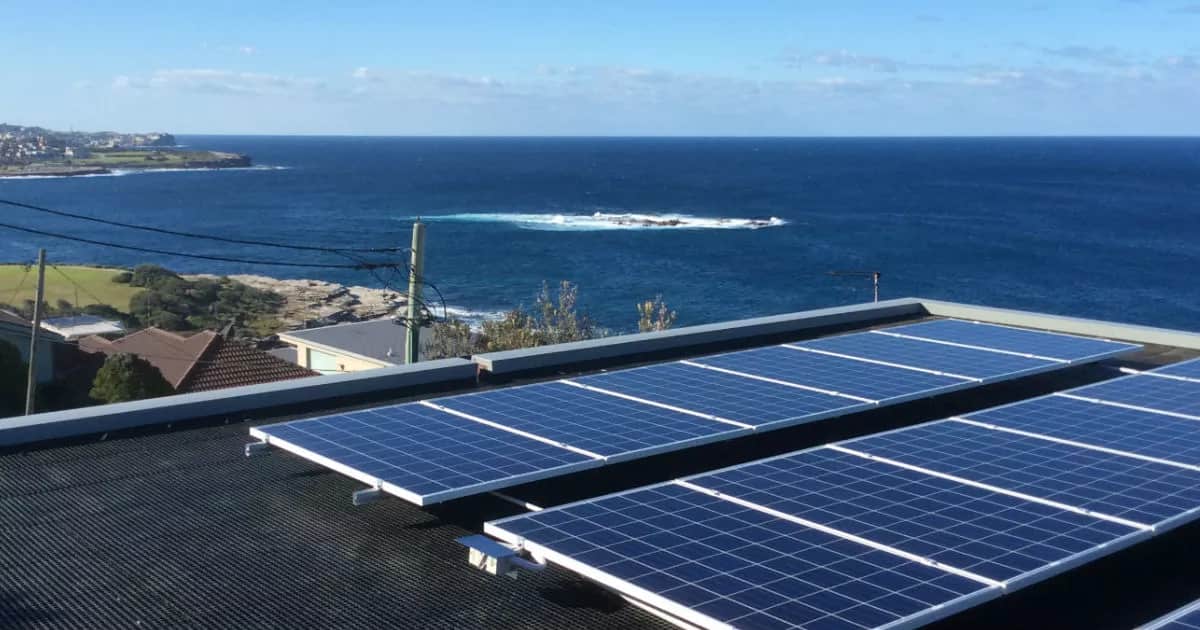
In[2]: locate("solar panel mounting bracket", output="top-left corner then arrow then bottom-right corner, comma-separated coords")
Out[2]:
352,486 -> 385,506
457,535 -> 545,579
244,441 -> 270,457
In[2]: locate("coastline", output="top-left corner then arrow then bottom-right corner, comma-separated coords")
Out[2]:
0,151 -> 252,179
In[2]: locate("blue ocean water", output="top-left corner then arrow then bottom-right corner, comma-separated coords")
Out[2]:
1,137 -> 1197,331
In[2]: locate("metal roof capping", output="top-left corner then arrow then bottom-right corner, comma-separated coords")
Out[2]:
485,358 -> 1200,630
247,319 -> 1138,506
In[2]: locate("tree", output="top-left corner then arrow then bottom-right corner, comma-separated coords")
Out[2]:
481,281 -> 599,352
0,339 -> 26,416
425,318 -> 482,359
637,295 -> 677,333
89,353 -> 173,404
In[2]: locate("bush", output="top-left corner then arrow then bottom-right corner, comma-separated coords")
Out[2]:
126,271 -> 283,339
90,353 -> 173,404
637,295 -> 677,333
129,264 -> 179,288
481,281 -> 598,352
425,318 -> 481,359
112,271 -> 133,284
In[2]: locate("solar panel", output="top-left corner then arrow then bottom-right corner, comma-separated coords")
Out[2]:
252,318 -> 1139,507
1151,358 -> 1200,382
1141,599 -> 1200,630
573,362 -> 869,430
880,319 -> 1140,362
964,395 -> 1200,469
432,381 -> 747,461
842,420 -> 1200,526
796,332 -> 1056,381
486,482 -> 997,630
685,447 -> 1136,583
692,346 -> 969,402
1069,375 -> 1200,419
247,403 -> 598,505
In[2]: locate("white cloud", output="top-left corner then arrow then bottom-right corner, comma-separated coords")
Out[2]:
111,69 -> 325,96
239,45 -> 256,55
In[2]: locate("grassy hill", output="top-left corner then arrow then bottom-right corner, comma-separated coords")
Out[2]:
0,264 -> 143,310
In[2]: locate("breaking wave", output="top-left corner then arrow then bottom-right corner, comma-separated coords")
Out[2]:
440,306 -> 507,329
417,212 -> 788,231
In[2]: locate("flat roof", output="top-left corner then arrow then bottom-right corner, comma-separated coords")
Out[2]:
278,318 -> 440,365
2,299 -> 1199,629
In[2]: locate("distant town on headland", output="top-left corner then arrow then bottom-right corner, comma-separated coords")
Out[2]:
0,123 -> 249,178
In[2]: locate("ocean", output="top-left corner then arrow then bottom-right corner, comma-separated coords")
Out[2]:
1,136 -> 1198,332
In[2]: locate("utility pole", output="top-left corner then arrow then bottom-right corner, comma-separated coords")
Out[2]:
404,221 -> 426,364
25,249 -> 46,415
828,270 -> 882,303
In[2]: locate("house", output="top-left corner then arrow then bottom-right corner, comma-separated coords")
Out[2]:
2,298 -> 1199,629
276,317 -> 437,373
79,327 -> 317,393
40,314 -> 124,341
0,309 -> 62,383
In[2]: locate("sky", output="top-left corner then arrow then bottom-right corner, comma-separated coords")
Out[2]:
4,1 -> 1200,136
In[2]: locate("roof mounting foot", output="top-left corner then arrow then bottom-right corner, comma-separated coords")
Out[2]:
458,535 -> 545,579
244,441 -> 270,457
353,487 -> 385,506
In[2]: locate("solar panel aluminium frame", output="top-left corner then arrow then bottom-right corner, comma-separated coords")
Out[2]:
483,475 -> 1007,630
250,322 -> 1138,506
247,424 -> 604,505
878,318 -> 1142,363
482,412 -> 1156,628
1140,598 -> 1200,630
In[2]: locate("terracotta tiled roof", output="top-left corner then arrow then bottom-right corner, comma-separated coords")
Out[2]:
79,328 -> 217,388
80,327 -> 316,392
180,337 -> 316,393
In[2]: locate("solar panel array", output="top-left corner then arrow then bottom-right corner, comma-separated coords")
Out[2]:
250,319 -> 1136,506
488,358 -> 1200,630
1141,599 -> 1200,630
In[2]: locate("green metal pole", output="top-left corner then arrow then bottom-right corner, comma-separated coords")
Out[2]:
405,221 -> 426,364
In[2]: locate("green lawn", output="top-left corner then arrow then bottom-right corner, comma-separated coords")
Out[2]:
0,265 -> 143,310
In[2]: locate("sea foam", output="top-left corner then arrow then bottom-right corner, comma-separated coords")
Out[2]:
417,212 -> 787,231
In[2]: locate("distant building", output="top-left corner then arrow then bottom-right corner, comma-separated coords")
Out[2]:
276,318 -> 437,373
0,309 -> 62,383
40,315 -> 124,341
79,327 -> 316,393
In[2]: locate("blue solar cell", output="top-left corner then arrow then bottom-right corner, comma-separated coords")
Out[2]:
573,362 -> 868,429
688,448 -> 1135,582
798,332 -> 1055,380
883,319 -> 1139,362
1143,599 -> 1200,630
694,346 -> 965,402
490,482 -> 991,630
965,395 -> 1200,468
434,381 -> 744,459
1073,375 -> 1200,418
1153,359 -> 1200,381
253,403 -> 594,502
844,420 -> 1200,525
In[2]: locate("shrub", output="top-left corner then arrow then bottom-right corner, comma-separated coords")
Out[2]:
637,295 -> 677,333
89,353 -> 173,404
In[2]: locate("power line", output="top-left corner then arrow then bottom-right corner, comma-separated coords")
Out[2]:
5,263 -> 32,305
50,264 -> 109,307
0,197 -> 408,255
0,221 -> 399,270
